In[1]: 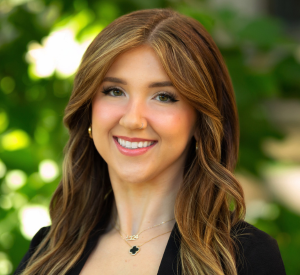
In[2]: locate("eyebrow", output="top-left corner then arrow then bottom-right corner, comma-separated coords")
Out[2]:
102,77 -> 174,88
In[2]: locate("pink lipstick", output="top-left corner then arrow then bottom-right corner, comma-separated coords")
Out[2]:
113,137 -> 157,156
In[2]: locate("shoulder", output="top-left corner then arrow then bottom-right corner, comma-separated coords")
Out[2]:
231,220 -> 286,275
13,226 -> 51,275
30,226 -> 51,248
231,220 -> 276,248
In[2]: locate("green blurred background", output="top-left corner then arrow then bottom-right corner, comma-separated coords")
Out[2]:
0,0 -> 299,274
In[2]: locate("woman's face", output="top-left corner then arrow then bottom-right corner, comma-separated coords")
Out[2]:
91,45 -> 197,184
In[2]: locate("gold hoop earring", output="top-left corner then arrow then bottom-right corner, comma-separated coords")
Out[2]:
195,142 -> 198,151
88,126 -> 92,139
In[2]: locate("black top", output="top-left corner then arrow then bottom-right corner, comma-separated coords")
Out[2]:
14,220 -> 286,275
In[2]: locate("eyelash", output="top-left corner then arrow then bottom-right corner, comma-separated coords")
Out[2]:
101,86 -> 179,103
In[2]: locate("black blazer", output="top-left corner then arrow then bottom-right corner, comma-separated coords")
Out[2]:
14,220 -> 286,275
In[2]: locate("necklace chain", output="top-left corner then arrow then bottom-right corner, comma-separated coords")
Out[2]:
114,226 -> 172,247
116,217 -> 175,240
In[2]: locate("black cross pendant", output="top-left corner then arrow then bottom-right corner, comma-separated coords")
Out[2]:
129,245 -> 140,256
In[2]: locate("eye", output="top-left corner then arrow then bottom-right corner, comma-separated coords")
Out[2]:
101,87 -> 179,104
154,92 -> 179,103
101,87 -> 124,97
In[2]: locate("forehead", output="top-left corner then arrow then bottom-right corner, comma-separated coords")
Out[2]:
104,45 -> 171,83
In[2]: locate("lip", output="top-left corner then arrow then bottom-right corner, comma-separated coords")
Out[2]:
113,137 -> 157,156
114,135 -> 157,142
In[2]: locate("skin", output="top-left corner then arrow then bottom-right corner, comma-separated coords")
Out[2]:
91,44 -> 198,238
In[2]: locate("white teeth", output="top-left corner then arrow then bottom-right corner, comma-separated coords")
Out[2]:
138,141 -> 143,148
117,138 -> 154,149
132,142 -> 138,149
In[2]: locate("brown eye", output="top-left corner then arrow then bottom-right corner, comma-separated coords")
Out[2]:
154,92 -> 179,103
111,89 -> 123,96
158,94 -> 169,102
101,87 -> 124,97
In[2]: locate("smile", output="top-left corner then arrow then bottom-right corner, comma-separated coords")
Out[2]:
113,137 -> 157,156
117,137 -> 155,149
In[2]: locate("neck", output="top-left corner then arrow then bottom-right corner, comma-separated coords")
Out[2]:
106,173 -> 181,237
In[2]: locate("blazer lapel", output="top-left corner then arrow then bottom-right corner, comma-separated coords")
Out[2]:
157,222 -> 182,275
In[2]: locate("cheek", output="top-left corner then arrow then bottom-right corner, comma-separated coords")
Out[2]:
153,107 -> 195,144
92,99 -> 121,128
91,99 -> 122,158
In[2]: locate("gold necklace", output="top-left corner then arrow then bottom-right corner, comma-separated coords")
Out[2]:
115,217 -> 175,241
115,226 -> 172,256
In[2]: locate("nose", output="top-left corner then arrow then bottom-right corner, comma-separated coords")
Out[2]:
119,98 -> 147,130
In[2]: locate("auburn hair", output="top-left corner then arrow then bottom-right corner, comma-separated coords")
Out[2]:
20,8 -> 245,275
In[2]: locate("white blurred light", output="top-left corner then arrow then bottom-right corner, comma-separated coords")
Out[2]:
0,160 -> 6,178
39,159 -> 59,182
19,205 -> 51,240
246,200 -> 280,223
264,165 -> 300,214
5,170 -> 27,190
0,252 -> 12,275
26,28 -> 91,78
27,42 -> 55,77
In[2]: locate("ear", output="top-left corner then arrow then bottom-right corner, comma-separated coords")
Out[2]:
193,127 -> 200,143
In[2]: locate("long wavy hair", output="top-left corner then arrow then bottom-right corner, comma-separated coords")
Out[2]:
20,8 -> 245,275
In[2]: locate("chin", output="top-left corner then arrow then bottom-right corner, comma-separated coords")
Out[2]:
115,169 -> 154,184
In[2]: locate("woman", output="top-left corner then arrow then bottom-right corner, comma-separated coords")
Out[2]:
14,8 -> 286,275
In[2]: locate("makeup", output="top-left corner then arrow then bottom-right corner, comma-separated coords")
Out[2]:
113,137 -> 157,156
